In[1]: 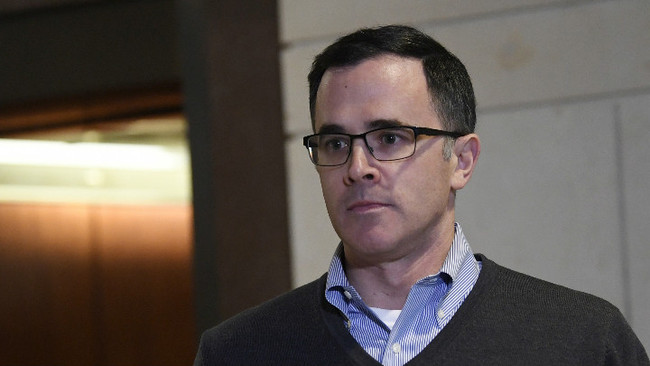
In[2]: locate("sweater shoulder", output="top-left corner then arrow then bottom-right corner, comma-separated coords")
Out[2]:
203,274 -> 326,337
194,275 -> 362,365
194,278 -> 332,366
475,256 -> 643,343
479,255 -> 619,313
432,255 -> 649,365
466,254 -> 637,351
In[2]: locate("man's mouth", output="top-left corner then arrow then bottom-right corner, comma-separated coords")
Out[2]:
347,200 -> 389,213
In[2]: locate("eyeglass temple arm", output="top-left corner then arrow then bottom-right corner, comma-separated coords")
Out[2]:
413,127 -> 466,138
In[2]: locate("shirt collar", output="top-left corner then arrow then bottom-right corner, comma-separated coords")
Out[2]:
325,243 -> 350,292
326,222 -> 474,292
437,222 -> 473,283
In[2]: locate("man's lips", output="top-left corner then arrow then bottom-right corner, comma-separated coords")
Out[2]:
347,200 -> 390,213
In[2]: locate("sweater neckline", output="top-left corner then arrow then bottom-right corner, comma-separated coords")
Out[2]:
316,254 -> 498,365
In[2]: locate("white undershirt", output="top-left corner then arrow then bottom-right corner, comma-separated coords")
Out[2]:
370,307 -> 402,330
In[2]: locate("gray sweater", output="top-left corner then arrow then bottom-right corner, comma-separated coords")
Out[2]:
195,255 -> 649,365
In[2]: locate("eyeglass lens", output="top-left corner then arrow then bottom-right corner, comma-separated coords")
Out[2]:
307,127 -> 417,166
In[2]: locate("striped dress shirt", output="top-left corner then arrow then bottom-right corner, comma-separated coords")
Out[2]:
325,223 -> 481,366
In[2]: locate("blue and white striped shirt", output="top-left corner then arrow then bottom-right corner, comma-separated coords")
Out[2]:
325,223 -> 481,366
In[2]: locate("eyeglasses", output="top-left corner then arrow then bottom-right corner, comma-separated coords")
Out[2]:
303,126 -> 465,166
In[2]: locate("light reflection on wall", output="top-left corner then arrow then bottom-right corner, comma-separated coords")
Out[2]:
0,116 -> 196,365
0,116 -> 190,205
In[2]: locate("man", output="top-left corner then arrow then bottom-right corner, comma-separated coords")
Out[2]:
194,25 -> 648,365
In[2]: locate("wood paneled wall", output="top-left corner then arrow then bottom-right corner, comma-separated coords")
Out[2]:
0,203 -> 195,366
178,0 -> 292,334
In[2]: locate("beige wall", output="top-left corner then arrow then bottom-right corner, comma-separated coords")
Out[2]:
279,0 -> 650,349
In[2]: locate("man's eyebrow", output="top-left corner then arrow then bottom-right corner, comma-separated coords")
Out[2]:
316,124 -> 346,134
368,119 -> 405,129
317,119 -> 405,134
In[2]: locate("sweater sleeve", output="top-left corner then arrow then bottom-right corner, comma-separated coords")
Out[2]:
603,309 -> 649,366
193,332 -> 208,366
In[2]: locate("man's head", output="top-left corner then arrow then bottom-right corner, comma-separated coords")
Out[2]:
308,25 -> 476,137
305,26 -> 480,265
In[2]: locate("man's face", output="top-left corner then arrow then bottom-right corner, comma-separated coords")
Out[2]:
313,55 -> 458,266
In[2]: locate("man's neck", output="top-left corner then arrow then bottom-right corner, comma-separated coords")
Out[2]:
344,226 -> 454,310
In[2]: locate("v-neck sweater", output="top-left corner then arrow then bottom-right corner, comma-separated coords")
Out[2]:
194,255 -> 649,366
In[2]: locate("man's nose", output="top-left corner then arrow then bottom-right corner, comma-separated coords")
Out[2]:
345,140 -> 379,185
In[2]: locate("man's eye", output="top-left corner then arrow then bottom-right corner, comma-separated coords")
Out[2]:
379,133 -> 400,145
324,138 -> 348,151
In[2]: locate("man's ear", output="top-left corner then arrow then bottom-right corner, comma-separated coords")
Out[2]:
451,133 -> 480,191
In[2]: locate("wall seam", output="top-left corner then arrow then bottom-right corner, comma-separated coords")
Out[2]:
613,102 -> 632,322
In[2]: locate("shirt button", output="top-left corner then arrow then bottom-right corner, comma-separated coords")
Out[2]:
391,343 -> 401,354
437,309 -> 445,319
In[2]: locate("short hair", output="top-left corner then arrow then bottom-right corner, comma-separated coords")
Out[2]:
308,25 -> 476,136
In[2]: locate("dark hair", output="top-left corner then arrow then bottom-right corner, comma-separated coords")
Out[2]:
308,25 -> 476,134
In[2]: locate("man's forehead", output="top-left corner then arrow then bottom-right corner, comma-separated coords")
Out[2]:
320,54 -> 423,82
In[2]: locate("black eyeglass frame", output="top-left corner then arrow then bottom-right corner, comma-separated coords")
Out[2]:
302,126 -> 467,167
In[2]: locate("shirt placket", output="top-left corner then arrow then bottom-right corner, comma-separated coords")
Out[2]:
345,288 -> 392,361
380,277 -> 446,366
